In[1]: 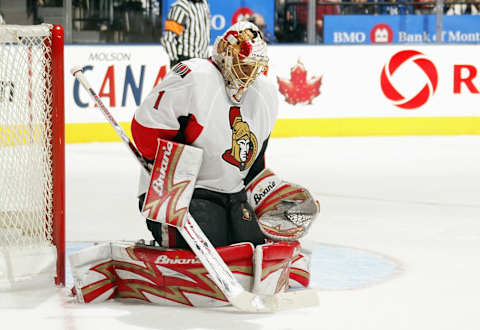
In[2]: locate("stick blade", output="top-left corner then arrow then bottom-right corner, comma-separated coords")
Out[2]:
230,289 -> 319,313
265,289 -> 319,311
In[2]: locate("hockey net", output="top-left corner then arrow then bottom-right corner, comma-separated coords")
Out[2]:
0,24 -> 65,289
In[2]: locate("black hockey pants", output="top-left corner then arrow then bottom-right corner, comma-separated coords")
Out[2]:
139,188 -> 266,248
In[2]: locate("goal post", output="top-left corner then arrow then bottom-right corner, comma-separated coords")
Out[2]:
0,24 -> 65,289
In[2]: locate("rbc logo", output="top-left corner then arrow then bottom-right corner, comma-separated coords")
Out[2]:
380,50 -> 438,109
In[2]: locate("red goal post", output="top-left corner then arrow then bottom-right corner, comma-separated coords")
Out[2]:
0,24 -> 65,288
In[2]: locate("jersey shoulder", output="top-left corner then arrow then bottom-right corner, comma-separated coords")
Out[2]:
251,74 -> 279,115
168,59 -> 222,86
159,59 -> 221,92
255,75 -> 277,97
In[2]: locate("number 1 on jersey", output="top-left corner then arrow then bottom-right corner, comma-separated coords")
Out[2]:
153,91 -> 165,110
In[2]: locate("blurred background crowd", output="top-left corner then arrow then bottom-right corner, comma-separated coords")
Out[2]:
0,0 -> 479,44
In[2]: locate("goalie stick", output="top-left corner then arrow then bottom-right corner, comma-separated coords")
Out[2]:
71,66 -> 318,312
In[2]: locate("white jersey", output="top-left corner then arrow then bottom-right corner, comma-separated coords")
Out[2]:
132,58 -> 278,194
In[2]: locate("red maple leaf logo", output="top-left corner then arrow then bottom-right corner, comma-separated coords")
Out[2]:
277,60 -> 322,105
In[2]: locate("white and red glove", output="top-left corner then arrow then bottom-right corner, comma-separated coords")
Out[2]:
246,168 -> 320,242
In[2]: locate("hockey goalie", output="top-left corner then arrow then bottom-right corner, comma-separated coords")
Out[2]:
69,21 -> 320,308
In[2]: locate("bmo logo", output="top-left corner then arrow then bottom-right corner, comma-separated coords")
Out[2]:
380,50 -> 438,109
370,24 -> 393,44
333,32 -> 366,43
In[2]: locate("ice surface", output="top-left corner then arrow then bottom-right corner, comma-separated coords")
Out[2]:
2,136 -> 480,330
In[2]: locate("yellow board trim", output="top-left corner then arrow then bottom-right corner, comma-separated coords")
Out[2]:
271,117 -> 480,137
67,122 -> 134,143
65,117 -> 480,144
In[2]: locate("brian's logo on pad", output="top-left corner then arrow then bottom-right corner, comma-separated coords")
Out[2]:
142,139 -> 200,228
222,106 -> 258,171
151,141 -> 173,197
154,255 -> 200,264
254,181 -> 276,205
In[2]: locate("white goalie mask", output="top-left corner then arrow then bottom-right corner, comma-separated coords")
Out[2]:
213,21 -> 269,104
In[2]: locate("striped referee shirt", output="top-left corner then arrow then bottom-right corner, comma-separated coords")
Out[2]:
161,0 -> 210,64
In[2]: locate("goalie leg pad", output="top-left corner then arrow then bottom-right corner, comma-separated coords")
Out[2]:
289,248 -> 312,288
113,242 -> 254,307
69,243 -> 117,303
69,241 -> 255,307
252,241 -> 300,295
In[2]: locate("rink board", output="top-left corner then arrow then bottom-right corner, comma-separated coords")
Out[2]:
63,44 -> 480,142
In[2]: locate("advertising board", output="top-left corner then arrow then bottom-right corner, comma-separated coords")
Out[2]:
64,44 -> 480,142
324,15 -> 480,44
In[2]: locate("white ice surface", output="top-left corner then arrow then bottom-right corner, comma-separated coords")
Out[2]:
2,136 -> 480,330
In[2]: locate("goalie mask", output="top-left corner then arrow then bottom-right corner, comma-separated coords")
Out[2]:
213,21 -> 269,104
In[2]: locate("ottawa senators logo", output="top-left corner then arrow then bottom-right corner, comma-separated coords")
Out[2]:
222,106 -> 258,171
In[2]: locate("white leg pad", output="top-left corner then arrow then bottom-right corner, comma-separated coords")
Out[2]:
68,241 -> 255,307
289,248 -> 312,288
68,242 -> 116,303
252,242 -> 300,295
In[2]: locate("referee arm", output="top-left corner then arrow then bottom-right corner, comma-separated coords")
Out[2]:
161,4 -> 187,67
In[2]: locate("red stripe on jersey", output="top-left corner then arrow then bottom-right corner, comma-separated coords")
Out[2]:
131,117 -> 178,160
183,114 -> 203,145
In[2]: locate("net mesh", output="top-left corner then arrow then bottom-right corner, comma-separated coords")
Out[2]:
0,25 -> 54,249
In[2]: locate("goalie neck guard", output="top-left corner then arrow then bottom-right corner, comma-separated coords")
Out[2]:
213,21 -> 269,105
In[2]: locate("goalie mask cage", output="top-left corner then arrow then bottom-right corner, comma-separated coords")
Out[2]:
0,24 -> 65,289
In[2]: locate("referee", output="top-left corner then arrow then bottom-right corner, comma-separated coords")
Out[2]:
161,0 -> 210,68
